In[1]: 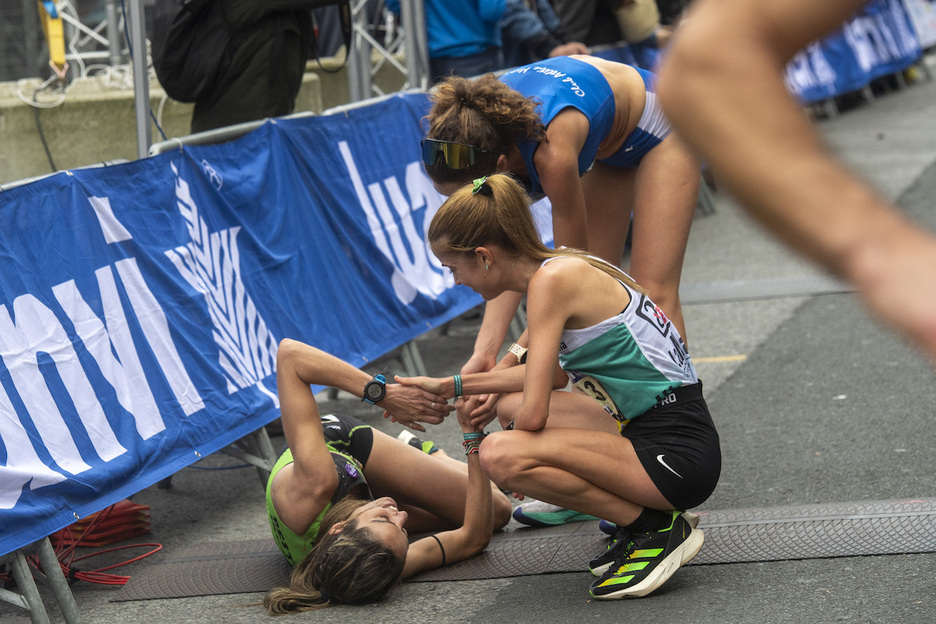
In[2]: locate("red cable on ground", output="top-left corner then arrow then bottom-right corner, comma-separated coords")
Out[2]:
0,501 -> 163,587
57,542 -> 164,585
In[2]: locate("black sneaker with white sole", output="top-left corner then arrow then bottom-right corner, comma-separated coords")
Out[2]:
588,511 -> 704,599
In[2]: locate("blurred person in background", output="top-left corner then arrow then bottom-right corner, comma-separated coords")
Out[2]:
500,0 -> 589,68
385,0 -> 506,83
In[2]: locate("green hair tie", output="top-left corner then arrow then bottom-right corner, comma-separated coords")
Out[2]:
472,176 -> 492,196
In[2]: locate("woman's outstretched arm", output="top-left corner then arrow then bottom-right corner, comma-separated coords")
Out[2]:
400,398 -> 495,579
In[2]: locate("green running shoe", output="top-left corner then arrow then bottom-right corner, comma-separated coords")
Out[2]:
512,499 -> 600,527
397,430 -> 439,455
589,511 -> 704,599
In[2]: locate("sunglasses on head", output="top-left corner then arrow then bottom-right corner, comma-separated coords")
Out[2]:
421,138 -> 498,171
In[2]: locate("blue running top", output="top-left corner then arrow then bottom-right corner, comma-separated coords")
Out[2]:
499,56 -> 615,194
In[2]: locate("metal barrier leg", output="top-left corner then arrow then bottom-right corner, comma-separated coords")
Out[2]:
919,57 -> 934,81
399,341 -> 428,377
894,69 -> 907,90
34,538 -> 82,624
1,549 -> 51,624
221,426 -> 278,487
0,537 -> 83,624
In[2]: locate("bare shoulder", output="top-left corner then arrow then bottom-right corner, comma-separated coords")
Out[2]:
536,254 -> 590,274
530,255 -> 598,294
531,255 -> 630,327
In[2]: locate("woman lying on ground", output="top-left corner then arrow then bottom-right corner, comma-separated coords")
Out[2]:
263,338 -> 512,614
399,174 -> 721,600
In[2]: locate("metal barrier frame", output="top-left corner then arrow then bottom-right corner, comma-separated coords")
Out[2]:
0,538 -> 82,624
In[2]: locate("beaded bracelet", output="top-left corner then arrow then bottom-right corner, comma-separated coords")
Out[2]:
462,431 -> 487,454
463,439 -> 483,454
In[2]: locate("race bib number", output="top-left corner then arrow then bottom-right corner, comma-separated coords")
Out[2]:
567,370 -> 627,431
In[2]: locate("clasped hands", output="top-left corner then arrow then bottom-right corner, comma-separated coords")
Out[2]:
381,373 -> 501,430
382,374 -> 499,431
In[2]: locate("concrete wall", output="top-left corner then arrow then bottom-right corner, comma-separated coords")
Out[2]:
0,54 -> 407,188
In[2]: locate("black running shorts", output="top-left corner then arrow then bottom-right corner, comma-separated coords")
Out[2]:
320,413 -> 375,467
624,382 -> 721,510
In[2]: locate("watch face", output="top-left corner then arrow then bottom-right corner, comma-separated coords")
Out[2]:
365,381 -> 384,401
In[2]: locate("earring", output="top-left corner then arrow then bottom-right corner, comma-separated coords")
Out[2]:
484,263 -> 490,271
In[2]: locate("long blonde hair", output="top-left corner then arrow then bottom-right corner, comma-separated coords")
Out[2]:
428,174 -> 644,292
263,497 -> 405,615
423,74 -> 545,184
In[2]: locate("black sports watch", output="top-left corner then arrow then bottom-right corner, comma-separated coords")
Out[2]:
362,373 -> 387,405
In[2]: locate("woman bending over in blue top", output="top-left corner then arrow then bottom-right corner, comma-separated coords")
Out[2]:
422,54 -> 701,382
400,175 -> 720,599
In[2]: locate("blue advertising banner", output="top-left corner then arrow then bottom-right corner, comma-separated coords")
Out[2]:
593,0 -> 920,104
0,92 -> 484,557
785,0 -> 922,103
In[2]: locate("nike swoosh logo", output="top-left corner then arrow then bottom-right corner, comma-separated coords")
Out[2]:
656,454 -> 683,478
624,146 -> 635,152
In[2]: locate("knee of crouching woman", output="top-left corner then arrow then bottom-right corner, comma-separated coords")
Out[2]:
477,431 -> 517,486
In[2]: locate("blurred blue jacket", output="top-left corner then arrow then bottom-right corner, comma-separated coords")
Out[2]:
385,0 -> 506,59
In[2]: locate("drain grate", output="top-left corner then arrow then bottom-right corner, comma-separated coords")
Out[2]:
113,498 -> 936,600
